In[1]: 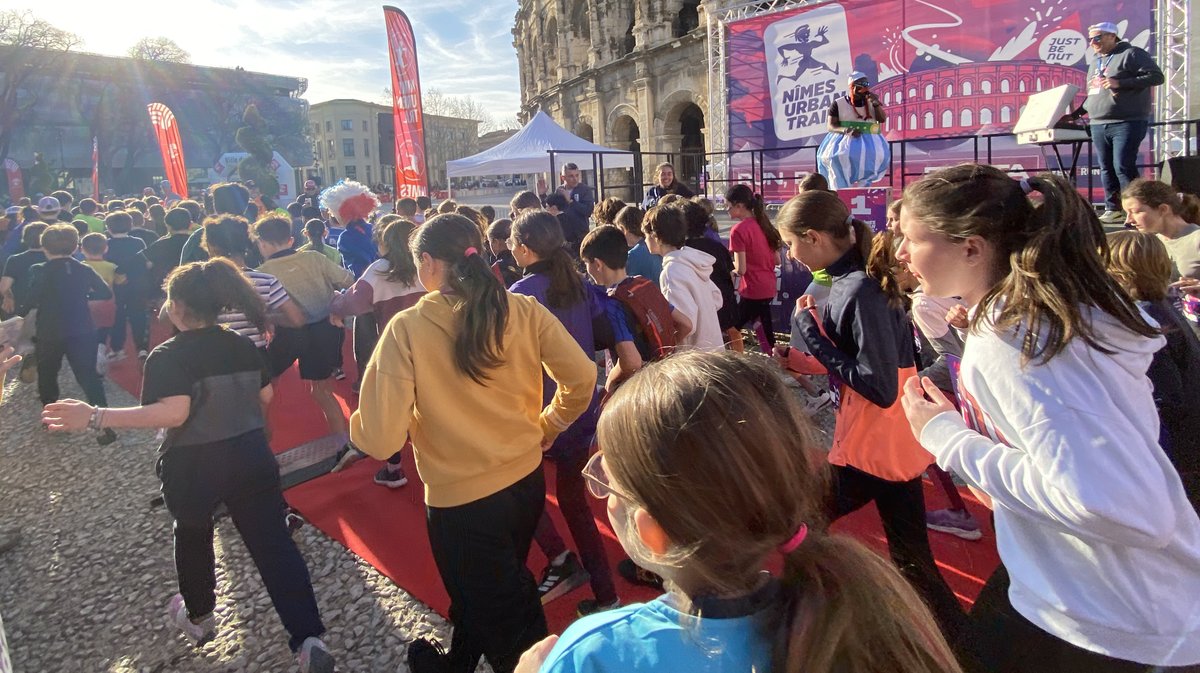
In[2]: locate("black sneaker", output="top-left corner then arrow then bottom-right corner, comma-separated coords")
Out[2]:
96,428 -> 117,446
331,443 -> 365,473
617,558 -> 664,590
407,638 -> 450,673
577,597 -> 620,617
285,510 -> 305,534
537,551 -> 590,605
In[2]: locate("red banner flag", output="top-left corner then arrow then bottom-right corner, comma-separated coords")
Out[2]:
146,103 -> 189,199
3,158 -> 23,203
384,6 -> 428,199
91,136 -> 100,201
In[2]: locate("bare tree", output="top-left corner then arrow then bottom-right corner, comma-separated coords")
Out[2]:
383,86 -> 518,133
0,10 -> 81,161
128,36 -> 190,63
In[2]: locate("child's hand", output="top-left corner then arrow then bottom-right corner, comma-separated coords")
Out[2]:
796,294 -> 817,313
515,635 -> 559,673
900,376 -> 956,440
1170,277 -> 1200,297
0,345 -> 20,376
42,399 -> 94,432
946,305 -> 969,329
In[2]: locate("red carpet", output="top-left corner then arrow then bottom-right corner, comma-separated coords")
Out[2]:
108,324 -> 1000,634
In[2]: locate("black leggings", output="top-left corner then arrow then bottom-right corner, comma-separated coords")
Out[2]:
736,296 -> 776,347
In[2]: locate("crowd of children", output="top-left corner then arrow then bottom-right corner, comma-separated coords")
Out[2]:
3,167 -> 1200,673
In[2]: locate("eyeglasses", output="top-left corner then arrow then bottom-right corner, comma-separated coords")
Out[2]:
583,452 -> 635,501
1089,35 -> 1105,43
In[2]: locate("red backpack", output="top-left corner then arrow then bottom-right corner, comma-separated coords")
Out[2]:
608,276 -> 676,359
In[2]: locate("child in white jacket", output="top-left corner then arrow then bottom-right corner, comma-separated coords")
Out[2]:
642,205 -> 725,352
897,165 -> 1200,672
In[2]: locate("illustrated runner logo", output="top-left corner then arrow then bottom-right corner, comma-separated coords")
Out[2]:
776,24 -> 840,83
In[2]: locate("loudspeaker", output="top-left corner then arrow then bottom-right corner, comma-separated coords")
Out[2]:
1160,156 -> 1200,197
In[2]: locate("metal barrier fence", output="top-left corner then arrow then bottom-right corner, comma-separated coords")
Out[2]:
564,118 -> 1200,206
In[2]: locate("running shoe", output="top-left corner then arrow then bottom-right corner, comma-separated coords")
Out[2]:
577,597 -> 621,617
925,508 -> 983,541
1098,209 -> 1126,224
297,636 -> 335,673
537,551 -> 590,605
166,594 -> 216,647
96,428 -> 117,446
374,465 -> 409,488
331,443 -> 365,473
617,558 -> 664,590
800,390 -> 833,416
407,638 -> 450,673
285,510 -> 305,534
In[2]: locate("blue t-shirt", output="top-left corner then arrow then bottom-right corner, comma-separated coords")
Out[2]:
541,590 -> 774,673
626,239 -> 662,288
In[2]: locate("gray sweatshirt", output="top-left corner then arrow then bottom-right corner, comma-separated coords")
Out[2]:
1082,42 -> 1164,123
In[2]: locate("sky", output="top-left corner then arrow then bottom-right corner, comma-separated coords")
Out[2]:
19,0 -> 523,127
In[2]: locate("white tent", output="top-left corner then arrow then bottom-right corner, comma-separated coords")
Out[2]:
446,111 -> 635,178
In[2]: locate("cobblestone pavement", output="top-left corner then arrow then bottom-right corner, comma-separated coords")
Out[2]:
1,367 -> 832,672
0,373 -> 450,672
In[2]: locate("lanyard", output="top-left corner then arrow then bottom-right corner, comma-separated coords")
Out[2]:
1098,53 -> 1114,77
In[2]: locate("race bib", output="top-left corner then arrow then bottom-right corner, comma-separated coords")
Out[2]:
1088,75 -> 1104,96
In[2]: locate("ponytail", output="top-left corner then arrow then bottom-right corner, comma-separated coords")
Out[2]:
727,183 -> 783,250
905,164 -> 1157,363
304,218 -> 326,253
849,218 -> 874,268
413,214 -> 509,383
165,258 -> 267,332
775,533 -> 960,673
777,191 -> 874,265
512,209 -> 585,309
866,228 -> 908,310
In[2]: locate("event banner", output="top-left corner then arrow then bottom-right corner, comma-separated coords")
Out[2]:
146,103 -> 189,200
384,6 -> 429,199
91,136 -> 100,201
4,159 -> 24,202
726,0 -> 1154,201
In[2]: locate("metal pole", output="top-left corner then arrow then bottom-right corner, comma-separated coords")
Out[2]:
549,150 -> 557,198
598,153 -> 606,199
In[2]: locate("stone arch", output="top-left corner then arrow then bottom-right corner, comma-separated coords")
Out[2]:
606,104 -> 642,143
673,0 -> 701,37
660,96 -> 706,184
575,116 -> 595,143
545,16 -> 560,76
568,0 -> 589,39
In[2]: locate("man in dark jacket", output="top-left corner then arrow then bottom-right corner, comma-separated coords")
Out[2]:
1081,21 -> 1164,224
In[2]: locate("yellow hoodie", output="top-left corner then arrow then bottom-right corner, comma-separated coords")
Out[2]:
350,290 -> 598,507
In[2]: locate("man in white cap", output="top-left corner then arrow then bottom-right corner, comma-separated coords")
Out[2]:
1082,21 -> 1163,224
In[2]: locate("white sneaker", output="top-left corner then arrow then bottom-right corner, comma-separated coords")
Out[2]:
800,390 -> 832,415
137,350 -> 149,361
166,594 -> 216,647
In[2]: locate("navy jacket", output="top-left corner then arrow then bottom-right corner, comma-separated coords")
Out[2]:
337,219 -> 378,280
28,257 -> 112,340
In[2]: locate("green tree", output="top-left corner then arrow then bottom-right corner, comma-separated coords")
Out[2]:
235,104 -> 280,205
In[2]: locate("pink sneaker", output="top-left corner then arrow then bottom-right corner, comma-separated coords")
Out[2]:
925,508 -> 983,541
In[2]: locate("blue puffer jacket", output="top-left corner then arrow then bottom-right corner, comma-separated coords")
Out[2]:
336,219 -> 378,280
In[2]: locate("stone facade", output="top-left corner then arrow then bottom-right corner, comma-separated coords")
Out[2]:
309,99 -> 387,189
513,0 -> 709,200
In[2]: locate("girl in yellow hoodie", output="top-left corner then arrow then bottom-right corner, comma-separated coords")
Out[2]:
349,213 -> 597,673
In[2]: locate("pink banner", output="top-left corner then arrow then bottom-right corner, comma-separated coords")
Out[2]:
4,159 -> 23,203
146,103 -> 189,200
384,6 -> 429,199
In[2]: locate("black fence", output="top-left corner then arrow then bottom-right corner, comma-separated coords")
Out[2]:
569,118 -> 1200,206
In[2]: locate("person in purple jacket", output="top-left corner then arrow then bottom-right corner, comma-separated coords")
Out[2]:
322,181 -> 380,392
508,210 -> 620,617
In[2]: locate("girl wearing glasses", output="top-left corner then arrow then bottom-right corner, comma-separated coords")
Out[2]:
520,351 -> 962,673
350,213 -> 597,673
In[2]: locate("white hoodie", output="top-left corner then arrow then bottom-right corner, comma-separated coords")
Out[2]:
660,247 -> 725,352
921,306 -> 1200,666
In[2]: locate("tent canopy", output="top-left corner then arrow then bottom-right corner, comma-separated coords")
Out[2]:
446,111 -> 635,178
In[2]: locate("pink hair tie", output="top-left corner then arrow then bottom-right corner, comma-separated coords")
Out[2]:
464,247 -> 479,257
778,523 -> 808,554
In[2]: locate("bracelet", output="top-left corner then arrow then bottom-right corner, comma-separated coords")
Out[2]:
88,407 -> 107,431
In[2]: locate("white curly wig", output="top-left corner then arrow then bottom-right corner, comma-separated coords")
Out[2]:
319,180 -> 380,224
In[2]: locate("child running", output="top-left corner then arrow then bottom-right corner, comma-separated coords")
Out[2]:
775,189 -> 966,646
350,213 -> 597,673
898,164 -> 1200,672
521,351 -> 962,673
79,233 -> 117,368
41,258 -> 334,672
642,205 -> 724,351
726,184 -> 784,350
507,210 -> 619,616
329,217 -> 424,488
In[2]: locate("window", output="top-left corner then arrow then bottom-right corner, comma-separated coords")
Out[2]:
341,119 -> 353,131
316,144 -> 323,160
312,123 -> 320,135
924,83 -> 934,100
884,92 -> 891,104
325,120 -> 332,132
327,139 -> 335,155
1000,79 -> 1011,93
908,87 -> 917,99
365,165 -> 372,185
909,113 -> 918,130
942,110 -> 953,128
1001,106 -> 1012,123
364,139 -> 370,157
923,111 -> 934,129
961,108 -> 973,126
329,167 -> 337,182
362,120 -> 369,132
981,80 -> 992,94
945,83 -> 953,97
962,81 -> 973,96
343,139 -> 355,157
980,107 -> 993,124
345,165 -> 357,179
1018,80 -> 1027,92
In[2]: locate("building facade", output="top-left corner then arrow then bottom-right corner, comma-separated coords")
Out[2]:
0,46 -> 307,197
513,0 -> 708,201
309,99 -> 388,189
